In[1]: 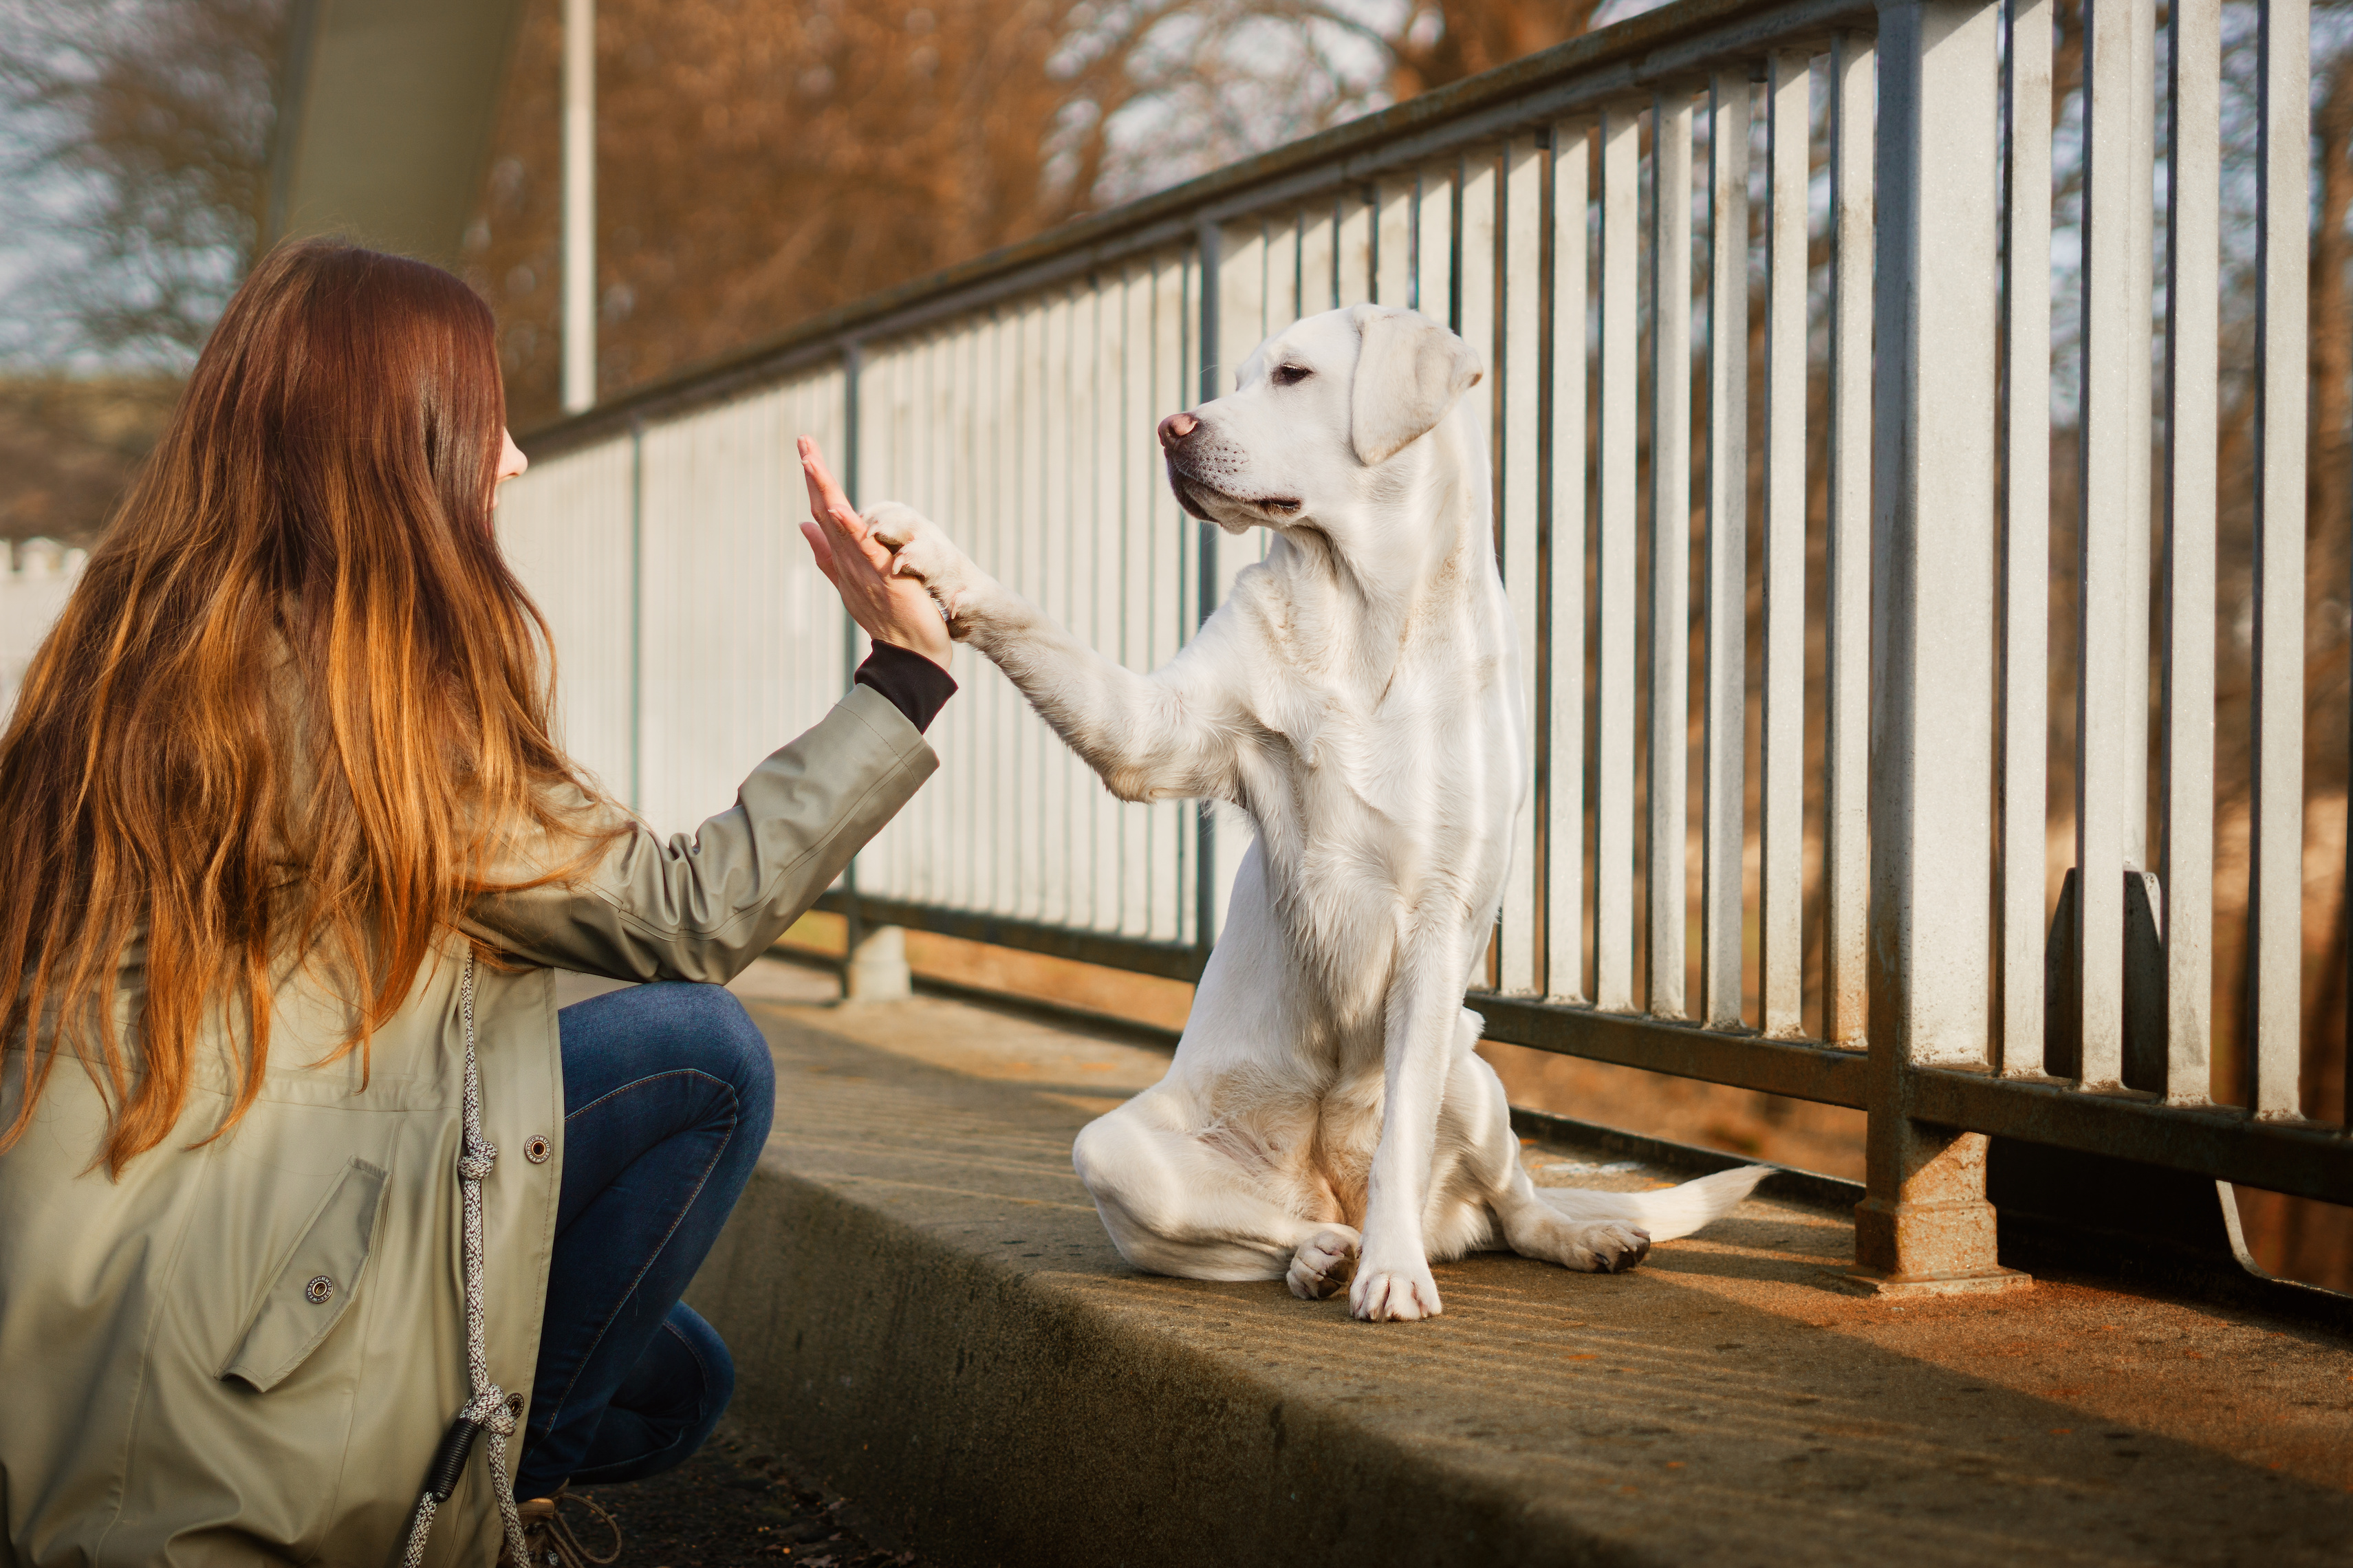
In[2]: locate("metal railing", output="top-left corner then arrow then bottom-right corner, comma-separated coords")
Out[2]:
489,0 -> 2346,1276
1,539 -> 87,721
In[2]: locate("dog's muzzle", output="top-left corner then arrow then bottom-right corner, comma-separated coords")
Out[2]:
1158,412 -> 1300,528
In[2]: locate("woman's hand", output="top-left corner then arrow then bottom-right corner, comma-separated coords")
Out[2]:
797,437 -> 953,670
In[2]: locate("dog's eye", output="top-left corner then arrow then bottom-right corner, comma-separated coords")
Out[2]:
1272,364 -> 1312,386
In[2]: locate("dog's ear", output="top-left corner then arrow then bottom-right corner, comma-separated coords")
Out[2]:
1347,305 -> 1484,467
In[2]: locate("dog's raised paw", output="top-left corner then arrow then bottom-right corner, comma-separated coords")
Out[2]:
1572,1222 -> 1651,1274
862,501 -> 977,622
863,502 -> 946,575
1286,1227 -> 1360,1300
1349,1259 -> 1444,1322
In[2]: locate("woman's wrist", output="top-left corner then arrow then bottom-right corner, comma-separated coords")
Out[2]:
854,642 -> 957,733
871,625 -> 953,670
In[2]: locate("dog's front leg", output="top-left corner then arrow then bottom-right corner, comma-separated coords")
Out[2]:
867,502 -> 1245,804
1351,927 -> 1475,1322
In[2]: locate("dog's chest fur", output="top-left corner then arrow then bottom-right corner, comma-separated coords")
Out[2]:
1221,552 -> 1526,1036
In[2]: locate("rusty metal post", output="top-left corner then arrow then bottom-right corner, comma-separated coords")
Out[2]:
1848,0 -> 2030,1296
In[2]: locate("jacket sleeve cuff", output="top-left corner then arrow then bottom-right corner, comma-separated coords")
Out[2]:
853,641 -> 958,734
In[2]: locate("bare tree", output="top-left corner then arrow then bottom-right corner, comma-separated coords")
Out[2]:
0,0 -> 288,365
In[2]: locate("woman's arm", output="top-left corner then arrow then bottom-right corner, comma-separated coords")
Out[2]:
464,437 -> 954,981
462,687 -> 934,983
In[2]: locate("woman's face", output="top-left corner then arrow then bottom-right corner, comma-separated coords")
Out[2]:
495,428 -> 528,488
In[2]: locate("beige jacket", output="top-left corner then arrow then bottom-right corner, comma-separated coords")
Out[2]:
0,686 -> 935,1567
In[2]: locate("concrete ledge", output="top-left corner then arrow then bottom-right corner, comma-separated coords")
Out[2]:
697,1175 -> 1594,1566
686,971 -> 2353,1568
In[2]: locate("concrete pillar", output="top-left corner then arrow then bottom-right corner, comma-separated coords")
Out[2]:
844,925 -> 912,1004
1845,0 -> 2027,1298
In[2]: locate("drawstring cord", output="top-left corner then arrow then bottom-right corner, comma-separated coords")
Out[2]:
398,952 -> 532,1568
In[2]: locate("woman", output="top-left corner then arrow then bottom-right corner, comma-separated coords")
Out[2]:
0,241 -> 950,1567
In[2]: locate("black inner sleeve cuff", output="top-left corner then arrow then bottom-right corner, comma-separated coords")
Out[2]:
854,641 -> 958,734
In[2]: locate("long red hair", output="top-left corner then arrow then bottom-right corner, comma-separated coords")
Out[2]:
0,240 -> 618,1173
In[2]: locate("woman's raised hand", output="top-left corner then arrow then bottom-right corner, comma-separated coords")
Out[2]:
796,436 -> 953,670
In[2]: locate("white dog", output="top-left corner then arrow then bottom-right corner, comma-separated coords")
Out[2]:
866,305 -> 1766,1321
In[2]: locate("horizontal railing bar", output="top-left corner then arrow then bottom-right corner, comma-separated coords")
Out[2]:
518,0 -> 1874,461
1471,993 -> 1869,1109
814,891 -> 1206,982
1178,0 -> 1872,228
827,895 -> 1882,1108
1906,1067 -> 2353,1206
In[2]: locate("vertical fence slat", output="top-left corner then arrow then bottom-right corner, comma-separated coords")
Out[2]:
1337,188 -> 1374,306
1460,149 -> 1501,537
1824,32 -> 1874,1047
2122,0 -> 2156,871
2073,0 -> 2136,1088
1017,301 -> 1049,918
1267,213 -> 1302,333
1648,92 -> 1695,1020
2160,0 -> 2216,1101
1418,161 -> 1457,321
1760,50 -> 1809,1038
958,325 -> 984,916
1156,253 -> 1192,941
1117,271 -> 1148,937
924,334 -> 951,904
1044,293 -> 1076,925
1181,245 -> 1206,946
1501,135 -> 1545,994
2248,0 -> 2308,1115
889,343 -> 922,900
960,325 -> 988,916
1702,70 -> 1750,1033
1869,0 -> 2001,1067
1997,0 -> 2050,1075
990,310 -> 1019,916
1377,180 -> 1415,307
1086,287 -> 1120,933
1300,204 -> 1336,320
1548,122 -> 1592,1003
1870,0 -> 2002,1058
1597,107 -> 1641,1014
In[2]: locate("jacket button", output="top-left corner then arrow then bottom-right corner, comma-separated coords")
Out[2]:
524,1135 -> 551,1164
305,1276 -> 335,1305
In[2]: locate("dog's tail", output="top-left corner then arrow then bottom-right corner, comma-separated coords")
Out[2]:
1532,1164 -> 1772,1243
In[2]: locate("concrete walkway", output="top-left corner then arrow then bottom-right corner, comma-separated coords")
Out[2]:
674,958 -> 2353,1567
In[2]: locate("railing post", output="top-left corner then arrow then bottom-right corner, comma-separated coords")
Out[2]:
627,416 -> 644,814
1852,0 -> 2030,1295
841,339 -> 882,983
1192,221 -> 1222,968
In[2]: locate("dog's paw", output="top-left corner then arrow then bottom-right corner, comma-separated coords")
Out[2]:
862,502 -> 975,616
1348,1256 -> 1444,1322
1565,1222 -> 1651,1274
1286,1226 -> 1361,1300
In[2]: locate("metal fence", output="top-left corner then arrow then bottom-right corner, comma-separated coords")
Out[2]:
1,539 -> 86,721
495,0 -> 2346,1277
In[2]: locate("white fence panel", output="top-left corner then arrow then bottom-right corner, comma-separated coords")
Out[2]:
497,442 -> 637,803
1,540 -> 87,723
849,255 -> 1202,947
636,372 -> 849,838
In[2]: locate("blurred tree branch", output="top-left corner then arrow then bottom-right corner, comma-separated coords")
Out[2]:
0,0 -> 289,365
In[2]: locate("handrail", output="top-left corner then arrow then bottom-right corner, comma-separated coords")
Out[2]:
516,0 -> 1873,461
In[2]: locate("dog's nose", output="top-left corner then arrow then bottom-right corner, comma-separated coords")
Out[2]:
1158,411 -> 1199,448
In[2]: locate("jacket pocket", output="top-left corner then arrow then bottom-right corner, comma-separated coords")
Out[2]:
218,1156 -> 391,1392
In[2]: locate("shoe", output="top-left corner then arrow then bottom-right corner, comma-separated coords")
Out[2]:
495,1489 -> 622,1568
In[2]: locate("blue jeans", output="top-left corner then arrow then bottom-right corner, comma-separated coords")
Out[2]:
512,983 -> 775,1496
